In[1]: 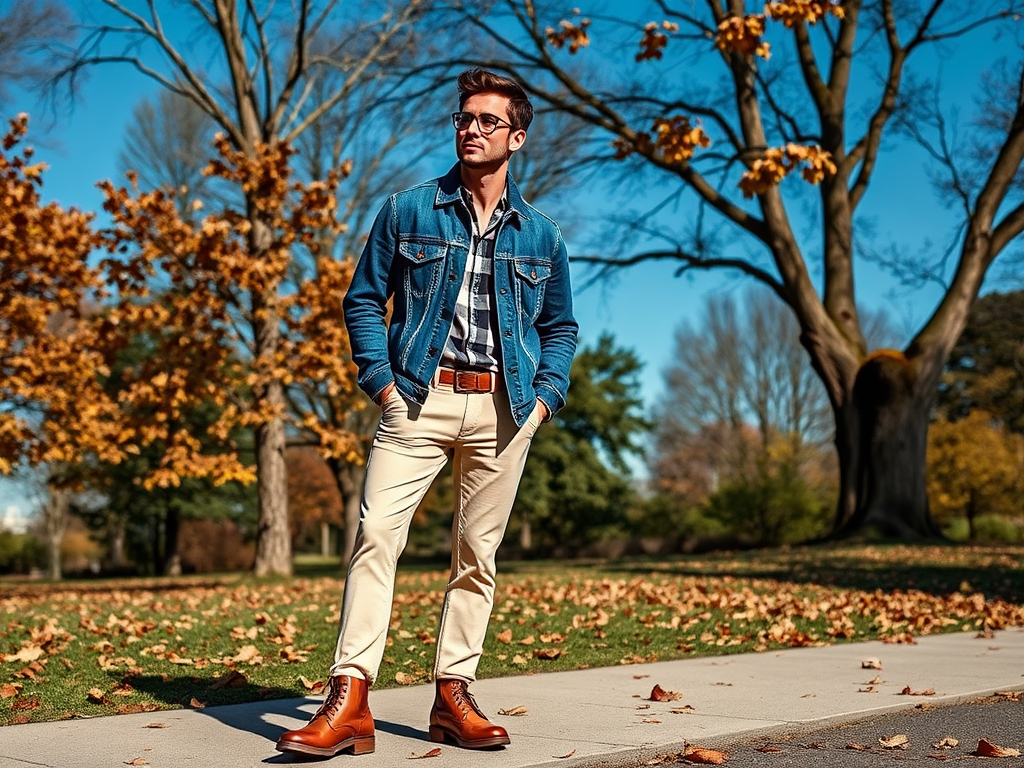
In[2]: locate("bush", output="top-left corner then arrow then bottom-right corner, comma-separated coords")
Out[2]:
0,531 -> 46,574
177,518 -> 255,573
700,470 -> 831,546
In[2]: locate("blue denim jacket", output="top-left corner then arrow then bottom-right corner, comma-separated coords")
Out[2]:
343,164 -> 578,427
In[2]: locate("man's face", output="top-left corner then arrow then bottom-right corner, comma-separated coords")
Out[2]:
455,92 -> 526,169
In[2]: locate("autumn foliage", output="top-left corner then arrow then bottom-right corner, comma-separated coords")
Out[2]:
94,134 -> 358,489
0,115 -> 122,475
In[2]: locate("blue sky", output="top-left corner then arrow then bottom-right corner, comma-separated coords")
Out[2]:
2,2 -> 1022,523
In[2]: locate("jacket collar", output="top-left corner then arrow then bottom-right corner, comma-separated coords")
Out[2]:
435,163 -> 532,222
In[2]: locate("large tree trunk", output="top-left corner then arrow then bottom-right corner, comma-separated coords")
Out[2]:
329,458 -> 365,567
254,399 -> 292,576
44,487 -> 68,581
832,352 -> 944,539
162,499 -> 182,576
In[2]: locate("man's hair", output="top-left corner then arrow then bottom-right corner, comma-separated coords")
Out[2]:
457,68 -> 533,131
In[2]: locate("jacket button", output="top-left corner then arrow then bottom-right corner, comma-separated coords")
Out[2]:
531,269 -> 537,279
417,251 -> 425,259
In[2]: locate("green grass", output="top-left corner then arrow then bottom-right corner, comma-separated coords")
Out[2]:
1,542 -> 1022,725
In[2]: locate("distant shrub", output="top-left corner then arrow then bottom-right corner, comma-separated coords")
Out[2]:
178,518 -> 255,573
0,531 -> 46,574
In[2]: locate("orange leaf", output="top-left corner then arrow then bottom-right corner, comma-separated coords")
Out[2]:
879,734 -> 909,749
407,747 -> 442,759
209,670 -> 247,690
974,739 -> 1021,758
553,749 -> 577,759
649,684 -> 683,702
495,628 -> 513,644
682,745 -> 728,764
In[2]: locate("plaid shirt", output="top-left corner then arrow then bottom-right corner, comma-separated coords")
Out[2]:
442,187 -> 507,372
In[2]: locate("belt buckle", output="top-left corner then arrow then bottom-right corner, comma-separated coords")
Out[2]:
454,370 -> 490,393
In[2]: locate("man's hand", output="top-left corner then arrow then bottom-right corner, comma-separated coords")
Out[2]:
376,382 -> 396,406
536,399 -> 550,422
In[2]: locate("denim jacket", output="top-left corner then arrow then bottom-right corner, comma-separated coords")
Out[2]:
343,164 -> 578,427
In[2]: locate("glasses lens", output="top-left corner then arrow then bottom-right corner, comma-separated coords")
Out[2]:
478,115 -> 500,133
453,112 -> 473,130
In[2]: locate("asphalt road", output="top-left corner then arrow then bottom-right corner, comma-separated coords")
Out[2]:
655,693 -> 1023,767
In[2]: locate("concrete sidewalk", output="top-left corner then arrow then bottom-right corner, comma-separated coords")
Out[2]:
2,629 -> 1022,768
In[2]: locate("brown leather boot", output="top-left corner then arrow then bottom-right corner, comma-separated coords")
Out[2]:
428,678 -> 510,749
276,675 -> 375,756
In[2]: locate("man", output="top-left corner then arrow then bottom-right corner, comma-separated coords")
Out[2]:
276,68 -> 578,757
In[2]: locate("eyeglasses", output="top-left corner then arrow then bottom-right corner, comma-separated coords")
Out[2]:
452,111 -> 513,135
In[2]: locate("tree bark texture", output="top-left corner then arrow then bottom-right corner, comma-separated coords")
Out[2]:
832,351 -> 944,539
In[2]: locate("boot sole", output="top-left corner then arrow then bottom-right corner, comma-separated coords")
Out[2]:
429,724 -> 510,749
276,735 -> 375,756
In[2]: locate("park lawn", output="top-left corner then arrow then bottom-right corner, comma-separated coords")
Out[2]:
1,543 -> 1022,726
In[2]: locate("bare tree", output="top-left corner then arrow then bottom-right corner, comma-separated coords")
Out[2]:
0,0 -> 74,113
444,0 -> 1024,538
59,0 -> 431,576
119,90 -> 219,217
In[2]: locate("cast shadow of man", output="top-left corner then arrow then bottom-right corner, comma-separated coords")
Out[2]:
126,674 -> 426,763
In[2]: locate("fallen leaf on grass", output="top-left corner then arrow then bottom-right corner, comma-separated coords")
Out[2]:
1,645 -> 44,664
188,697 -> 206,709
553,749 -> 577,759
407,747 -> 442,759
87,688 -> 109,705
394,672 -> 419,685
498,705 -> 529,716
974,739 -> 1021,758
681,746 -> 728,764
495,628 -> 513,644
879,734 -> 909,749
299,676 -> 325,693
11,696 -> 40,711
532,647 -> 563,660
932,737 -> 958,749
899,686 -> 935,696
1,683 -> 23,699
209,670 -> 247,690
861,658 -> 882,670
648,684 -> 683,702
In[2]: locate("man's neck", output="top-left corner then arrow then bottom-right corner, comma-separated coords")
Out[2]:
460,162 -> 508,223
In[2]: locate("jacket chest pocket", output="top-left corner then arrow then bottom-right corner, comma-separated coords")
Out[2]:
513,259 -> 551,322
398,239 -> 448,299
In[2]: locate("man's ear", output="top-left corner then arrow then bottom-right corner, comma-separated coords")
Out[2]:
509,128 -> 527,153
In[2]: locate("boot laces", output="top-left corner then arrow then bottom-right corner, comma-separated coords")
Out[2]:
313,676 -> 349,720
450,681 -> 485,720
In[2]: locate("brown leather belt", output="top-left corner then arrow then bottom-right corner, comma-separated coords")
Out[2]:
438,367 -> 497,393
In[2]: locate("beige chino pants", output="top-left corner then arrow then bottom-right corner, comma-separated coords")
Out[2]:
330,375 -> 542,684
